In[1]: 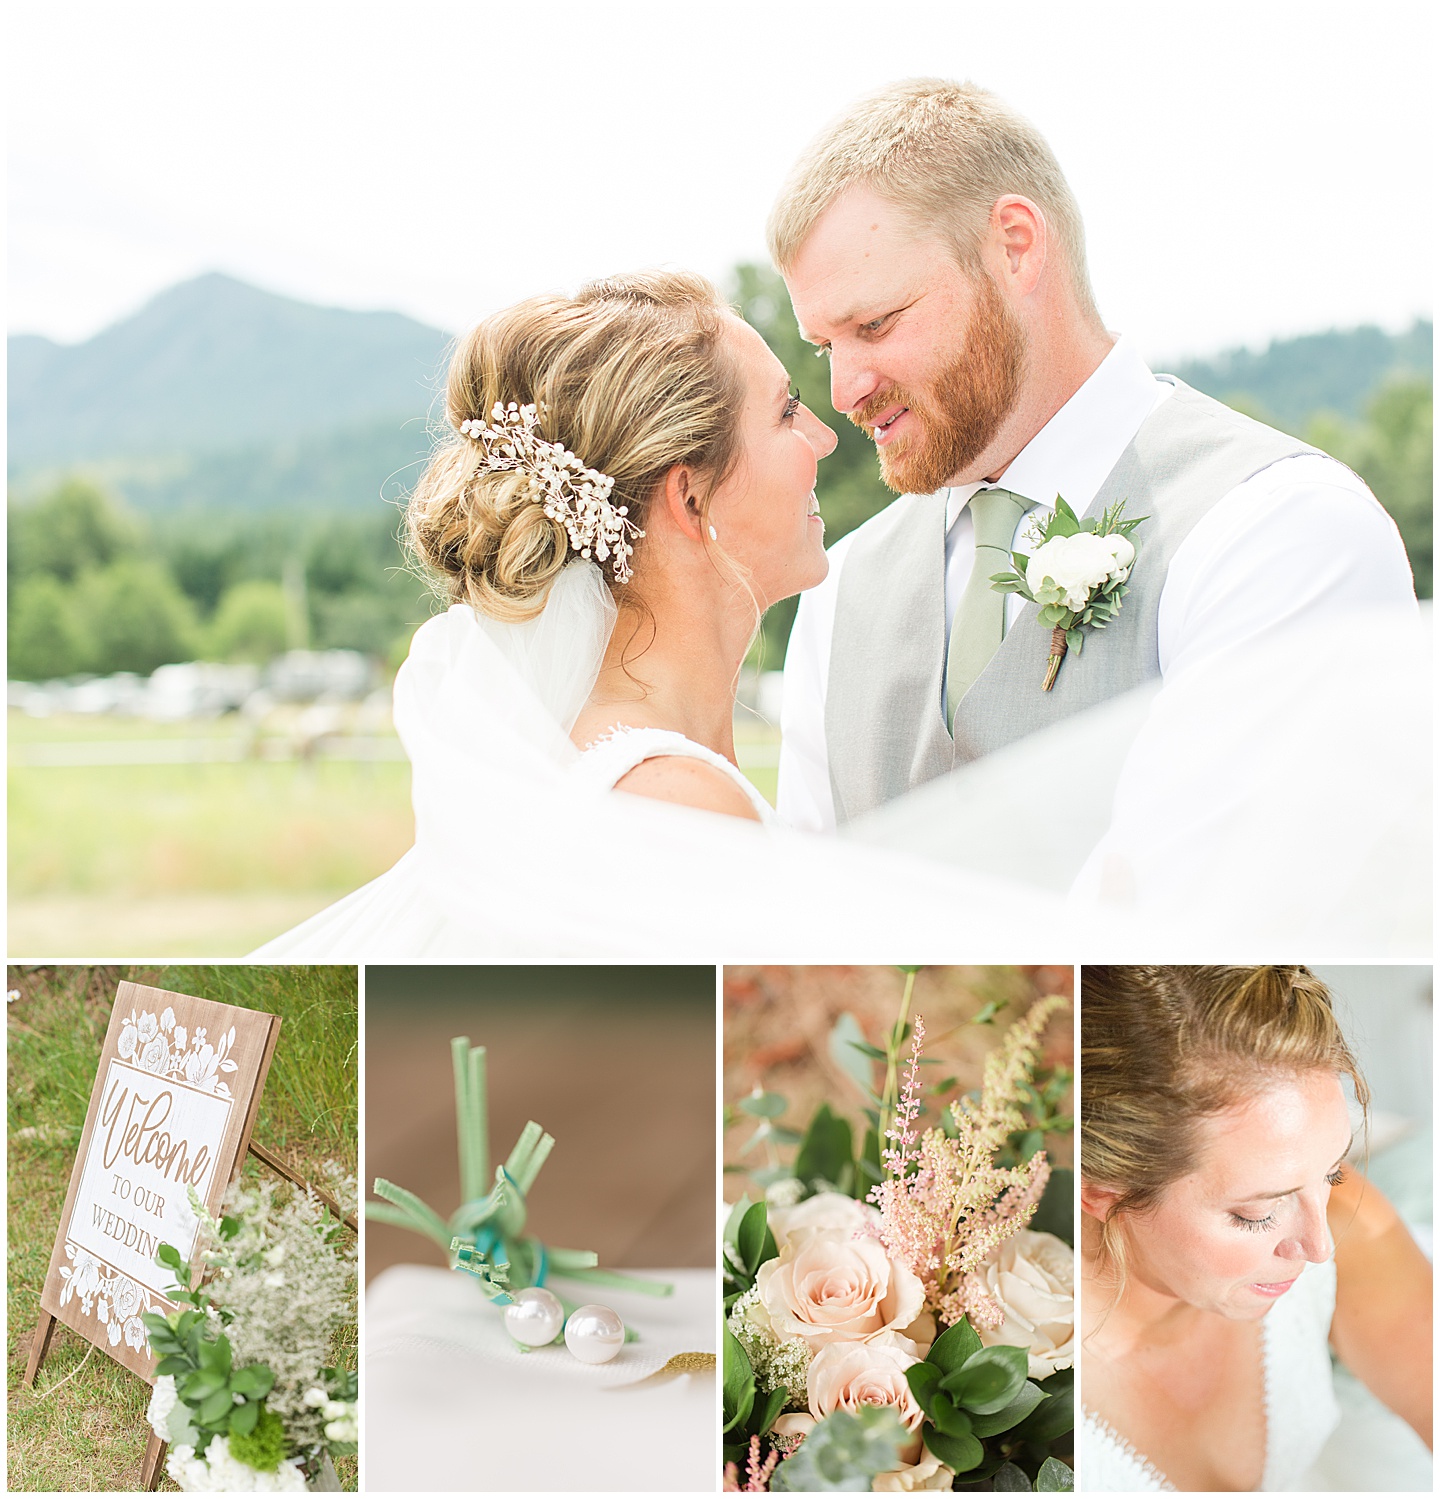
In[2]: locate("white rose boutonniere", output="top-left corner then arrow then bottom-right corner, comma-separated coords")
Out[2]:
991,497 -> 1146,689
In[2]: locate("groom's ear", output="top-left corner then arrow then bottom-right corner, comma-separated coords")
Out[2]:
659,463 -> 706,542
989,194 -> 1047,295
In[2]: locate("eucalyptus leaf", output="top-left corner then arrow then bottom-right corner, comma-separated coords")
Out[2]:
770,1405 -> 905,1492
993,1460 -> 1034,1490
829,1012 -> 877,1100
739,1091 -> 789,1120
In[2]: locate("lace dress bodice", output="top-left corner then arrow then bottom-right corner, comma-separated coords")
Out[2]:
572,725 -> 776,824
1080,1258 -> 1339,1491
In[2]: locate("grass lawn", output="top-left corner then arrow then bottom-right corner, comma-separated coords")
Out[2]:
7,964 -> 359,1492
8,712 -> 781,957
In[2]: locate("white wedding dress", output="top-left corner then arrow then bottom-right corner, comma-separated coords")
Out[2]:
253,564 -> 1077,960
1080,1260 -> 1339,1491
252,566 -> 1429,961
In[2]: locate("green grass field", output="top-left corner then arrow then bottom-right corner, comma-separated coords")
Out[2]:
6,964 -> 358,1492
8,711 -> 780,957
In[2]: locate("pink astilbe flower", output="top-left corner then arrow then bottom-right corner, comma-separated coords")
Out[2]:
869,995 -> 1066,1331
723,1434 -> 781,1492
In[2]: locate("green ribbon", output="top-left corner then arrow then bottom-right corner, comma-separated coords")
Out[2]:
365,1038 -> 672,1337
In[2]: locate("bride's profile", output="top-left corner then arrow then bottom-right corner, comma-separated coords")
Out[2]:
1079,965 -> 1432,1491
400,268 -> 835,823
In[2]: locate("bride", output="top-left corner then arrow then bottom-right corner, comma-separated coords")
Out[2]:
400,267 -> 835,823
1079,966 -> 1432,1491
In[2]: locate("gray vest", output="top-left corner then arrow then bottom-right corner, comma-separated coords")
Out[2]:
824,379 -> 1317,823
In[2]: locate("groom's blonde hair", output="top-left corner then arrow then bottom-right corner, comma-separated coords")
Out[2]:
768,78 -> 1101,325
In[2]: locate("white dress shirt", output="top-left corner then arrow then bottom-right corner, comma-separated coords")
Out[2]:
777,337 -> 1417,833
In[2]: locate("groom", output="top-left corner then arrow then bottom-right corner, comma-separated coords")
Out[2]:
771,79 -> 1416,832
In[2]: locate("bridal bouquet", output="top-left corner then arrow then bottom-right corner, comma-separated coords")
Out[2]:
724,973 -> 1074,1493
143,1174 -> 358,1492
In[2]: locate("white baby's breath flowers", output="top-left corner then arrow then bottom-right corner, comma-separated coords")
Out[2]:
1025,531 -> 1135,612
458,400 -> 643,584
728,1284 -> 815,1408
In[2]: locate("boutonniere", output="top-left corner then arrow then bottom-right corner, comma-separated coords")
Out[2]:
990,498 -> 1147,690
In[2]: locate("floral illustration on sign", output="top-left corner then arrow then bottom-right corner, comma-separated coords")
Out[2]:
57,1241 -> 160,1353
117,1007 -> 238,1097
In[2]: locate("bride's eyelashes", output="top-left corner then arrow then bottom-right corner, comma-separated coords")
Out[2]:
1229,1210 -> 1278,1232
1229,1167 -> 1346,1231
782,388 -> 801,421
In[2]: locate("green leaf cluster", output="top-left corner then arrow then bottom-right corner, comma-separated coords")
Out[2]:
769,1405 -> 907,1491
903,1318 -> 1074,1483
144,1238 -> 278,1456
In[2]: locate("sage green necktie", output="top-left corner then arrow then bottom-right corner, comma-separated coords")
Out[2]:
945,486 -> 1032,729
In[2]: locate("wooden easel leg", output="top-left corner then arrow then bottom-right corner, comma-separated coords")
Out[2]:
141,1432 -> 168,1491
22,1310 -> 57,1388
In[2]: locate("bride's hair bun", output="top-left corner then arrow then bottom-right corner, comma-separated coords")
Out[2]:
1080,966 -> 1367,1274
408,269 -> 745,621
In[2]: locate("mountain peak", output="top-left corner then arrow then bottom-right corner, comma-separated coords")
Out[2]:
9,275 -> 451,472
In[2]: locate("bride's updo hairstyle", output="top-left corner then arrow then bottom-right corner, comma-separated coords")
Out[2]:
1082,966 -> 1367,1275
408,270 -> 746,621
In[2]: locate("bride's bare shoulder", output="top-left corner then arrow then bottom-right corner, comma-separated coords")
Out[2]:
614,755 -> 762,821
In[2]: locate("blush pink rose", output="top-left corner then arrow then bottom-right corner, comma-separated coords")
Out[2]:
807,1334 -> 956,1490
757,1233 -> 926,1349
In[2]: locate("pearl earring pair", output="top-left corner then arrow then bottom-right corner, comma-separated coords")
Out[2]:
502,1286 -> 624,1364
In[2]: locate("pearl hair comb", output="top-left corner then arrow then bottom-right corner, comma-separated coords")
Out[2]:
459,401 -> 643,584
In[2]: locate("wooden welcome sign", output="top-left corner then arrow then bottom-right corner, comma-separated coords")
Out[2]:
29,981 -> 281,1384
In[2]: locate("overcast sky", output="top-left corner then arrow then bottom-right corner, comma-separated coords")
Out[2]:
8,0 -> 1434,364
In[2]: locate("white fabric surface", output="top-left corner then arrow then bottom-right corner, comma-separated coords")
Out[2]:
1079,1258 -> 1339,1491
364,1264 -> 715,1492
777,338 -> 1418,834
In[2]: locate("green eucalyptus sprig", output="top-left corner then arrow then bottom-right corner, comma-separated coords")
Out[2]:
990,497 -> 1147,690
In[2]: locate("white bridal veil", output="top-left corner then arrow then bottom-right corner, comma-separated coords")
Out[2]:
254,571 -> 1430,962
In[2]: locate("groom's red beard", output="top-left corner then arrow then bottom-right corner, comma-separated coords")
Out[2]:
852,269 -> 1027,495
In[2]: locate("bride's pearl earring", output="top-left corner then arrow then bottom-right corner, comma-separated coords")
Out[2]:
708,525 -> 718,541
564,1302 -> 625,1363
503,1287 -> 564,1348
